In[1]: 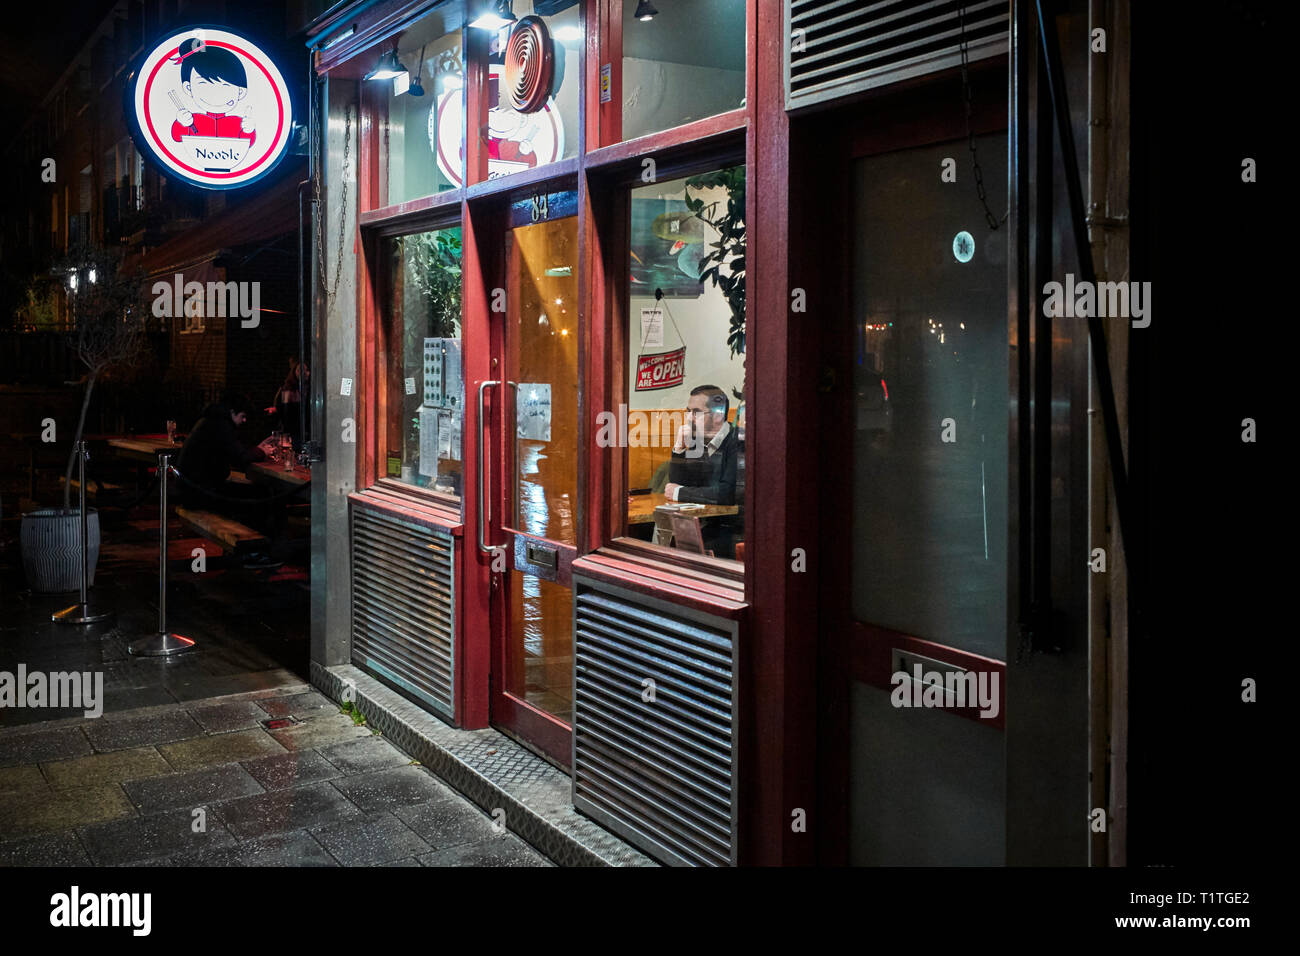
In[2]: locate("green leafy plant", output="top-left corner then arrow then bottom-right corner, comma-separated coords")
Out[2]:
404,228 -> 462,339
684,166 -> 746,358
340,700 -> 367,726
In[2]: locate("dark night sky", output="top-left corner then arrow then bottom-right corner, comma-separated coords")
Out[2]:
0,2 -> 120,135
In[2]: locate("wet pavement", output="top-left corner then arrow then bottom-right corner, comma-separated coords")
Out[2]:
0,686 -> 550,865
0,497 -> 550,866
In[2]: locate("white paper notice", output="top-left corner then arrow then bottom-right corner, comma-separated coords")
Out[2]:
437,412 -> 453,459
405,377 -> 416,395
517,383 -> 552,442
640,308 -> 664,348
340,377 -> 352,396
418,407 -> 438,477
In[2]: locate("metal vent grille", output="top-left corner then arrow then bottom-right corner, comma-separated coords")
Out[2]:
786,0 -> 1009,111
350,504 -> 455,719
572,578 -> 738,867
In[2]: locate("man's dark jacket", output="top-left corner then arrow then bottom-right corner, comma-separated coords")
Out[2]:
668,425 -> 739,505
177,403 -> 266,495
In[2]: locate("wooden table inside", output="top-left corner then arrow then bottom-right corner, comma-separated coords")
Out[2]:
627,493 -> 739,525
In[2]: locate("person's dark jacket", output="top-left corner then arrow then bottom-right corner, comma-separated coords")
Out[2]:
668,425 -> 739,505
177,402 -> 267,494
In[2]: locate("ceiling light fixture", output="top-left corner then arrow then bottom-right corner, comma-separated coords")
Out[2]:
634,0 -> 659,22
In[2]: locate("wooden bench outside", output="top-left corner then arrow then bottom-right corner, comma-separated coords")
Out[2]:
174,507 -> 268,555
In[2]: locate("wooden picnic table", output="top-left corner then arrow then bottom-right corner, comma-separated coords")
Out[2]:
627,493 -> 739,525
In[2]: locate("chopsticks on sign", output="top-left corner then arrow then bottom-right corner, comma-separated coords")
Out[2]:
168,90 -> 198,133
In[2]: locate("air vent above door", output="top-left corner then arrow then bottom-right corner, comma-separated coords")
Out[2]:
572,577 -> 739,867
350,501 -> 456,720
785,0 -> 1009,111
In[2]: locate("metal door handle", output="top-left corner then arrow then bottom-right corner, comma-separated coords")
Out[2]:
506,381 -> 518,530
477,380 -> 500,555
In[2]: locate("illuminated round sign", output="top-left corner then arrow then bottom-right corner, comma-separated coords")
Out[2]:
431,63 -> 563,186
952,230 -> 975,263
126,26 -> 293,190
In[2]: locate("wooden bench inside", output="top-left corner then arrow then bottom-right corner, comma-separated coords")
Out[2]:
174,507 -> 268,555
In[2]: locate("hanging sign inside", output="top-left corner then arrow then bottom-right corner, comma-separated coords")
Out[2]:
635,348 -> 686,391
126,26 -> 293,190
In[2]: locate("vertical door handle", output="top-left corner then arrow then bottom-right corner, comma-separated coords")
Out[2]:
478,380 -> 500,555
506,381 -> 518,530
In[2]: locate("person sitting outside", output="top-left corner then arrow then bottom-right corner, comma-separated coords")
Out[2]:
176,389 -> 279,568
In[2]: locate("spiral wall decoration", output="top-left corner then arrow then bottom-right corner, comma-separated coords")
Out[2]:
504,16 -> 555,113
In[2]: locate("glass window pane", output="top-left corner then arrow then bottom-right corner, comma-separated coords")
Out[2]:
850,134 -> 1008,658
508,215 -> 580,546
621,166 -> 746,564
381,226 -> 465,500
380,9 -> 464,202
621,0 -> 745,142
476,1 -> 582,181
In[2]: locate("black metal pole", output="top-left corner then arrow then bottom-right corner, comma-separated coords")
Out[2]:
127,452 -> 194,656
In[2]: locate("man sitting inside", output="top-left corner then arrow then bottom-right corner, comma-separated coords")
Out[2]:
176,389 -> 279,568
665,384 -> 740,556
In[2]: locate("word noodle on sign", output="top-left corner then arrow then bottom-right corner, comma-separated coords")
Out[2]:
635,348 -> 686,391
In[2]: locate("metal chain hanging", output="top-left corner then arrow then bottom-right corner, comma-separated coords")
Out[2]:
959,5 -> 1006,231
313,90 -> 351,315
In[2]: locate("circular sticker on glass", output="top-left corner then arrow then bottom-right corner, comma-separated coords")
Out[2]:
952,230 -> 975,263
127,26 -> 293,190
431,63 -> 563,186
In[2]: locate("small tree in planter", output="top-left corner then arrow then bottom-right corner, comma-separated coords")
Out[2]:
20,243 -> 151,593
58,243 -> 151,510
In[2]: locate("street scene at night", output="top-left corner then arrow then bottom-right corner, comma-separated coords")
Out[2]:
0,0 -> 1274,937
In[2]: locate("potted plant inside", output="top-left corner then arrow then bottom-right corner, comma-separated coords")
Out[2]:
20,243 -> 149,593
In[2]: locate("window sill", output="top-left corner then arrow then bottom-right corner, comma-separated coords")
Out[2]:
351,482 -> 463,536
572,538 -> 746,620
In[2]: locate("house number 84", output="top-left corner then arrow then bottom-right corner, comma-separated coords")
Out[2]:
531,193 -> 549,222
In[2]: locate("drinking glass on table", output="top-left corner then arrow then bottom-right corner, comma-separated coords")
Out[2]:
281,433 -> 295,471
266,430 -> 281,462
166,420 -> 177,444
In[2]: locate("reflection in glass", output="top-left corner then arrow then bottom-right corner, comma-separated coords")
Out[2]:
478,0 -> 581,180
621,0 -> 745,141
382,226 -> 464,499
508,216 -> 579,545
851,134 -> 1008,659
504,214 -> 578,725
381,5 -> 465,202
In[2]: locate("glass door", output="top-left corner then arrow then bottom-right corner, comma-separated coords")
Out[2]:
820,128 -> 1011,865
487,196 -> 580,766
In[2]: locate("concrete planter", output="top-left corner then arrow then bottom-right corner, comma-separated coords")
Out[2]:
20,508 -> 100,594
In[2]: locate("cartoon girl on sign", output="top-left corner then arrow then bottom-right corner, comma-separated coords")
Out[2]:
169,37 -> 255,153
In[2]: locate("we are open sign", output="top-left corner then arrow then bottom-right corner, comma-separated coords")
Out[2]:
635,348 -> 686,391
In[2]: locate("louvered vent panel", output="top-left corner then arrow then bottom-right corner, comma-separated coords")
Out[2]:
350,504 -> 455,720
572,578 -> 738,867
786,0 -> 1009,110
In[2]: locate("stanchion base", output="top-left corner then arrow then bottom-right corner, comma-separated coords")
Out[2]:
128,632 -> 196,657
52,603 -> 116,625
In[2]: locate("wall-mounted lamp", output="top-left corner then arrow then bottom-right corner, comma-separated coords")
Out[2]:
470,0 -> 517,30
634,0 -> 659,22
364,48 -> 405,81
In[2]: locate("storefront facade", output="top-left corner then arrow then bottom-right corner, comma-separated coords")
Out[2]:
304,0 -> 1135,866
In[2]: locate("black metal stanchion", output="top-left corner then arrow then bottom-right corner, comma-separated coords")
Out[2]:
53,440 -> 114,625
128,451 -> 195,656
